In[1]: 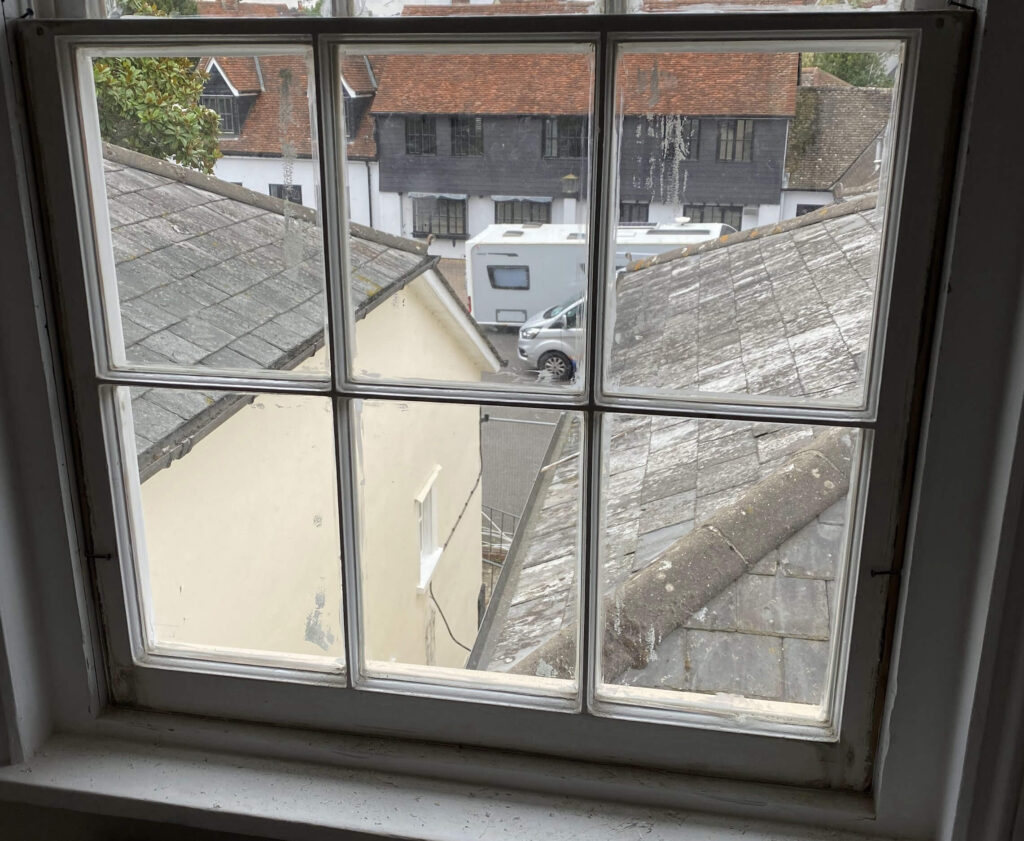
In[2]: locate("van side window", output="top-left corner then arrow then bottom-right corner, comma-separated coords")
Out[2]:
487,266 -> 530,290
564,304 -> 581,329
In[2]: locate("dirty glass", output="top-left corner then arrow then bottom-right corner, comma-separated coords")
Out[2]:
115,385 -> 343,670
591,414 -> 861,716
84,47 -> 327,377
604,44 -> 901,409
339,44 -> 594,395
352,400 -> 583,697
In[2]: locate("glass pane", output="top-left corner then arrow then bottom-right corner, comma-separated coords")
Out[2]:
84,47 -> 327,375
594,414 -> 861,718
354,1 -> 599,18
605,44 -> 900,408
340,45 -> 595,393
105,1 -> 334,18
632,0 -> 905,12
115,386 -> 343,670
353,400 -> 583,697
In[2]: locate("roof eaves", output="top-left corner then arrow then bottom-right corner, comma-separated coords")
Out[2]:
355,254 -> 440,320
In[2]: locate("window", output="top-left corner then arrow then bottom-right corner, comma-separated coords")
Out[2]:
405,116 -> 436,155
269,183 -> 303,204
200,94 -> 239,136
412,196 -> 466,237
543,116 -> 586,158
487,265 -> 530,289
343,95 -> 356,140
495,199 -> 551,224
450,115 -> 483,156
416,468 -> 442,589
619,201 -> 649,224
684,203 -> 743,229
796,203 -> 825,216
21,13 -> 970,803
717,118 -> 754,162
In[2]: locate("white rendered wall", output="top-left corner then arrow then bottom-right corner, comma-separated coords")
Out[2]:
212,156 -> 319,211
780,190 -> 834,221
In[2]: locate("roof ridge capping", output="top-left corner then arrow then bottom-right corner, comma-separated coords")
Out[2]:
509,426 -> 856,681
623,193 -> 879,275
101,143 -> 427,256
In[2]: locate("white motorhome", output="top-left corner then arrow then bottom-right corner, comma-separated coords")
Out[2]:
466,222 -> 734,326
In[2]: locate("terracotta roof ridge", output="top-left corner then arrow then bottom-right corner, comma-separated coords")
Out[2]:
622,193 -> 879,275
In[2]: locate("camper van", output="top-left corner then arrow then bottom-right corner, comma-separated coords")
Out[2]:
465,222 -> 734,327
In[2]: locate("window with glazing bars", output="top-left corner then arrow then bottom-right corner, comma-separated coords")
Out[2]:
543,116 -> 586,158
412,196 -> 466,236
495,199 -> 551,224
717,118 -> 753,161
451,115 -> 483,156
405,115 -> 436,154
619,201 -> 649,224
200,94 -> 239,136
34,13 -> 968,788
684,203 -> 743,228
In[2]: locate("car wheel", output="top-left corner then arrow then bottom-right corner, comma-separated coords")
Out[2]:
538,351 -> 572,381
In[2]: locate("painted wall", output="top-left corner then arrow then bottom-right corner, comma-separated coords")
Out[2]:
212,155 -> 320,211
781,189 -> 834,221
141,275 -> 489,669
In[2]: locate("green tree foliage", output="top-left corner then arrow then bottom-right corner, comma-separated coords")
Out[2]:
802,52 -> 893,88
95,0 -> 219,173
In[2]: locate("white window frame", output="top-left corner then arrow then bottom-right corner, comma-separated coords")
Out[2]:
416,466 -> 442,591
10,7 -> 972,812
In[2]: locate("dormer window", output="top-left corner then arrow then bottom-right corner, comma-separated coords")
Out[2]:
200,94 -> 239,137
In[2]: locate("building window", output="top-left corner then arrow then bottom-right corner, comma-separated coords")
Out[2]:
495,199 -> 551,224
717,118 -> 754,162
412,196 -> 466,237
417,468 -> 442,590
405,116 -> 436,155
200,94 -> 239,136
684,203 -> 743,229
619,201 -> 650,225
796,203 -> 825,216
543,116 -> 586,158
451,115 -> 483,156
487,265 -> 530,290
343,96 -> 356,140
269,183 -> 302,204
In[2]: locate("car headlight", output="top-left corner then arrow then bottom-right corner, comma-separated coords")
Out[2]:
520,328 -> 540,340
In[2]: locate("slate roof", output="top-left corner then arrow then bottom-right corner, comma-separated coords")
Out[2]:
101,143 -> 474,480
785,85 -> 892,192
477,197 -> 882,706
371,53 -> 798,117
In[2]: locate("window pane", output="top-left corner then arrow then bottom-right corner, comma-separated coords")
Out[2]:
114,385 -> 343,671
594,414 -> 861,718
84,48 -> 327,376
607,45 -> 900,408
341,45 -> 594,393
353,401 -> 583,698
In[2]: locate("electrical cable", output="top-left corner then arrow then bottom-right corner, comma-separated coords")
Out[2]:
429,580 -> 472,653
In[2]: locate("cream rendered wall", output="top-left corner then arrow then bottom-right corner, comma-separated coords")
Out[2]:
140,356 -> 343,662
353,274 -> 488,668
141,273 -> 488,670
